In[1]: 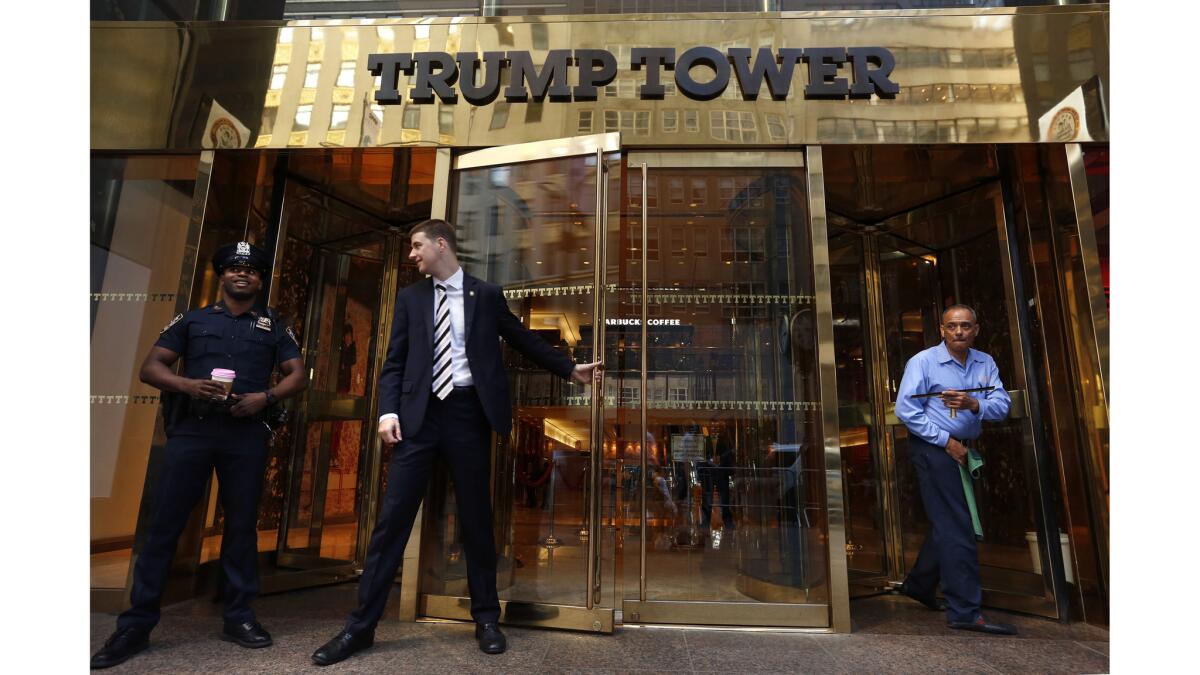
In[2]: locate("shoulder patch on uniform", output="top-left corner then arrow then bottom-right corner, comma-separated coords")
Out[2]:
160,313 -> 184,334
285,326 -> 300,347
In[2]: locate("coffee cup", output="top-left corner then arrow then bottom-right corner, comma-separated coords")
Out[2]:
211,368 -> 236,399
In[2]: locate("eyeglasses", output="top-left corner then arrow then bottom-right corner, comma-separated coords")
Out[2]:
942,321 -> 976,331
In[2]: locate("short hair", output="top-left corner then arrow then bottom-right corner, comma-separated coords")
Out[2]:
408,218 -> 457,254
941,304 -> 978,324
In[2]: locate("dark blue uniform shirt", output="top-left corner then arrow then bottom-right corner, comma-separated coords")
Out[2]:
155,301 -> 302,395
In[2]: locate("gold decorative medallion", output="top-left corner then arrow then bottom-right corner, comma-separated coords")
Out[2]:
1049,107 -> 1080,141
209,117 -> 243,149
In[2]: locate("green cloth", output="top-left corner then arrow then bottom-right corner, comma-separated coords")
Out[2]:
959,449 -> 985,540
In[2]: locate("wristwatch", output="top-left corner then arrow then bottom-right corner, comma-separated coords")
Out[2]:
264,391 -> 278,406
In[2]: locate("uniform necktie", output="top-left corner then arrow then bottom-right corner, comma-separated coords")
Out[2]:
432,283 -> 454,400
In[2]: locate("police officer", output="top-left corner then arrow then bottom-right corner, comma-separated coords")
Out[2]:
91,242 -> 308,669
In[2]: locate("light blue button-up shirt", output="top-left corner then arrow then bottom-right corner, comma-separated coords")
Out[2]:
894,342 -> 1011,447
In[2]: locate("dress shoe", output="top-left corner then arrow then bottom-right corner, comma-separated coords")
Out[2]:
475,622 -> 507,654
948,615 -> 1019,635
899,583 -> 947,611
312,629 -> 375,666
221,620 -> 273,648
91,626 -> 150,669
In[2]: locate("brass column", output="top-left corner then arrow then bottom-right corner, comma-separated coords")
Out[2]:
806,146 -> 851,633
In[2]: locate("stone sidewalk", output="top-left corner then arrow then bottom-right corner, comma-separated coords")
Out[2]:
89,585 -> 1109,674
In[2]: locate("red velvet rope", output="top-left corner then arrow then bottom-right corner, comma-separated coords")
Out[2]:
516,458 -> 554,487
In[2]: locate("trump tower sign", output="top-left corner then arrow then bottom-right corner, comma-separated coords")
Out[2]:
367,46 -> 900,105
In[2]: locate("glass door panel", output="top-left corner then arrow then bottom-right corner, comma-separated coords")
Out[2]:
827,229 -> 894,589
418,134 -> 619,632
621,156 -> 832,627
274,179 -> 392,579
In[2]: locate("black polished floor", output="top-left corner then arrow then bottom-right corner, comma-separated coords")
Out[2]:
89,584 -> 1109,673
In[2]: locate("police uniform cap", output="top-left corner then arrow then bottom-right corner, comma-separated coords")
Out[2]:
212,241 -> 271,275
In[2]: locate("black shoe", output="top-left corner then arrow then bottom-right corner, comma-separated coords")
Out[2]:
91,626 -> 150,669
220,620 -> 273,648
948,615 -> 1019,635
475,622 -> 507,654
312,629 -> 375,666
899,583 -> 947,611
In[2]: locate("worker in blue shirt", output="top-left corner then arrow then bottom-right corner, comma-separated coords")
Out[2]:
894,304 -> 1017,635
91,242 -> 308,669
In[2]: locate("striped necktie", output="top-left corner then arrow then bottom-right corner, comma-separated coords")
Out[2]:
432,282 -> 454,400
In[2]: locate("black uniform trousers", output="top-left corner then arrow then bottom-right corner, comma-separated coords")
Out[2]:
903,436 -> 982,624
346,387 -> 498,634
119,417 -> 271,631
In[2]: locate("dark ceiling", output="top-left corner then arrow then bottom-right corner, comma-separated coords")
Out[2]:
822,145 -> 1000,225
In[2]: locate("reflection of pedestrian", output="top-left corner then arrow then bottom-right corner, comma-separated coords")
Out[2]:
894,304 -> 1015,635
706,431 -> 735,529
91,242 -> 308,669
337,324 -> 357,393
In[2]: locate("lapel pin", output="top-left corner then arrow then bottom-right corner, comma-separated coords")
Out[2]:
469,290 -> 475,296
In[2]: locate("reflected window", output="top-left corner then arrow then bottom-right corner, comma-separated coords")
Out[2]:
525,102 -> 543,123
304,62 -> 321,88
671,227 -> 686,256
766,114 -> 787,141
439,109 -> 454,135
711,111 -> 757,142
668,178 -> 684,205
577,110 -> 593,133
330,104 -> 350,130
636,111 -> 650,136
336,60 -> 355,86
490,102 -> 509,130
684,110 -> 699,133
261,105 -> 278,134
663,110 -> 678,133
402,106 -> 421,130
270,64 -> 288,89
294,104 -> 312,131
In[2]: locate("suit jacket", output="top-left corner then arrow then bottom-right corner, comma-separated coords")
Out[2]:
378,273 -> 576,437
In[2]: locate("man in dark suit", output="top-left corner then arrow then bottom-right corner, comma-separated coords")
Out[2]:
312,219 -> 602,665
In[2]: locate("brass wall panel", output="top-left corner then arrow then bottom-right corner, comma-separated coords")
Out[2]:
623,600 -> 829,628
91,5 -> 1108,150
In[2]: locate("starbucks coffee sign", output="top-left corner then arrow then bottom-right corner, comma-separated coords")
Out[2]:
368,46 -> 899,105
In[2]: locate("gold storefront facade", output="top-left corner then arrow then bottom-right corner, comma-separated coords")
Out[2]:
90,5 -> 1109,633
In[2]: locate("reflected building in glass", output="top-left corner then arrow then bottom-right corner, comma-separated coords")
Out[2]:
90,0 -> 1110,633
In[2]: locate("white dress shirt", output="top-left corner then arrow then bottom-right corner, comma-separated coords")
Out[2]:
381,267 -> 473,423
